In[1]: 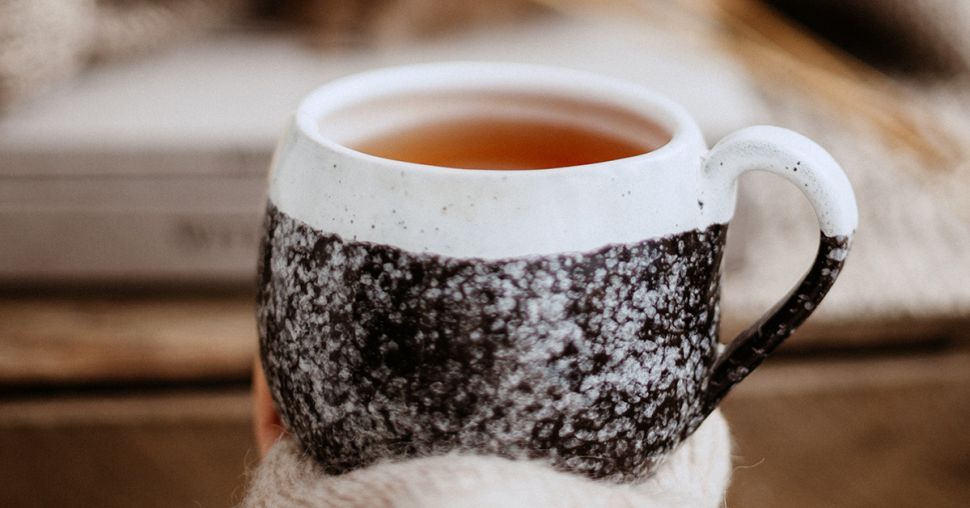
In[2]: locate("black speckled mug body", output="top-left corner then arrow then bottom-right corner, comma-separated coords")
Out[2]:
259,204 -> 727,482
258,63 -> 857,485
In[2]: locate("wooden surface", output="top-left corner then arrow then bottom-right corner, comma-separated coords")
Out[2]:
725,351 -> 970,508
0,295 -> 256,384
0,390 -> 255,508
3,296 -> 967,506
1,350 -> 967,507
3,295 -> 967,386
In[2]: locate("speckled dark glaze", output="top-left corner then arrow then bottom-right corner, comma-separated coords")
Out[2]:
693,233 -> 851,426
257,64 -> 859,485
258,204 -> 727,482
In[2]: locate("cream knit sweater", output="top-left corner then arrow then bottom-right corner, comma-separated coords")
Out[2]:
241,410 -> 731,508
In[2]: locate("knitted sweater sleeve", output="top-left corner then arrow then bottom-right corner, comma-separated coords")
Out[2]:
241,410 -> 732,508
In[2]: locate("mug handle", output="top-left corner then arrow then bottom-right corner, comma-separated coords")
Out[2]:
697,126 -> 858,418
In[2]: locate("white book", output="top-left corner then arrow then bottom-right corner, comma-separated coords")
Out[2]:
0,22 -> 764,284
0,148 -> 269,283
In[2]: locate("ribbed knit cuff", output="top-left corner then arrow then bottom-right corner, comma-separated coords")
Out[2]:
241,410 -> 731,508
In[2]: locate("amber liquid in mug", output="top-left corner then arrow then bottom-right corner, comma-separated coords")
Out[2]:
351,115 -> 666,170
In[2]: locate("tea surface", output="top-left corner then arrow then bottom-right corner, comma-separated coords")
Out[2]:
351,115 -> 660,169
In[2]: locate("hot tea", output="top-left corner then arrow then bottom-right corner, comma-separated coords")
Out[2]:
351,114 -> 662,169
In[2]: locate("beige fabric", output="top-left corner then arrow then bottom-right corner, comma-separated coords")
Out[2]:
720,69 -> 970,332
0,0 -> 95,109
0,0 -> 536,109
705,0 -> 970,334
93,0 -> 245,61
292,0 -> 540,46
0,0 -> 241,110
242,410 -> 731,508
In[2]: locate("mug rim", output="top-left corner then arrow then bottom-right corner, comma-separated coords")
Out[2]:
294,61 -> 701,175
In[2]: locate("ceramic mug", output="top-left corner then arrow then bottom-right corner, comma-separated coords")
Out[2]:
257,62 -> 857,482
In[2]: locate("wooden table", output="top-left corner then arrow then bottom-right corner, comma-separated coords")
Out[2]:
1,295 -> 968,507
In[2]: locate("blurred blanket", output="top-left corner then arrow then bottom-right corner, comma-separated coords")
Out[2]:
0,0 -> 538,110
717,0 -> 970,341
0,0 -> 242,110
4,0 -> 969,109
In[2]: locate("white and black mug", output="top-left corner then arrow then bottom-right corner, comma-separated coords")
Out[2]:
257,63 -> 858,482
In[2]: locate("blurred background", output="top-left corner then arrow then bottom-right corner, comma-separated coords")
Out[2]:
1,0 -> 968,506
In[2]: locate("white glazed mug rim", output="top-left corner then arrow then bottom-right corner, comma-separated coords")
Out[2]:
293,61 -> 702,175
270,62 -> 714,259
